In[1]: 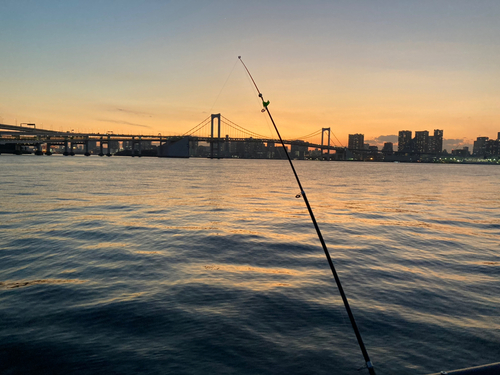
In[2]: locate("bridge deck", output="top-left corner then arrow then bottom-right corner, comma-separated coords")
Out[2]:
0,124 -> 344,151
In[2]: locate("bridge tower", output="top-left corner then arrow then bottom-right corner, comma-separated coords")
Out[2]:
321,128 -> 331,158
210,113 -> 221,159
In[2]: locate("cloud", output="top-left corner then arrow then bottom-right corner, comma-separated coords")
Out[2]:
97,119 -> 152,129
115,108 -> 153,118
443,138 -> 473,151
366,134 -> 398,146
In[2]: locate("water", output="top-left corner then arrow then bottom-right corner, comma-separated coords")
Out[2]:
0,155 -> 499,375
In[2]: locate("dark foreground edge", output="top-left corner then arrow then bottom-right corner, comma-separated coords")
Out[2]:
428,362 -> 500,375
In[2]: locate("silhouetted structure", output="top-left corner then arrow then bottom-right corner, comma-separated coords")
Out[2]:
321,128 -> 331,158
414,131 -> 429,153
486,140 -> 500,157
291,141 -> 308,160
470,135 -> 500,157
452,147 -> 470,157
396,129 -> 443,157
398,131 -> 412,152
348,134 -> 364,150
429,129 -> 443,153
473,137 -> 489,156
347,133 -> 365,160
158,137 -> 190,158
382,142 -> 394,155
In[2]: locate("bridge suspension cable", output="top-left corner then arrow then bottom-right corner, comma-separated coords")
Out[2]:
297,129 -> 323,140
182,116 -> 211,136
332,132 -> 344,148
220,115 -> 272,139
183,113 -> 343,148
296,128 -> 345,148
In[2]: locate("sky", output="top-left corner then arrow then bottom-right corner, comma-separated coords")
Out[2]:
1,1 -> 499,150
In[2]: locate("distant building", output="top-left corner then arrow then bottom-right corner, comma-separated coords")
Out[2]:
367,145 -> 380,161
452,147 -> 470,157
428,129 -> 443,153
158,137 -> 190,158
382,142 -> 394,155
473,137 -> 489,156
414,131 -> 429,153
398,131 -> 412,152
485,139 -> 500,157
108,141 -> 120,154
309,148 -> 322,159
291,141 -> 308,160
348,134 -> 364,150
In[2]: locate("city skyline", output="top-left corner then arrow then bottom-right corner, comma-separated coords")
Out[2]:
1,1 -> 499,148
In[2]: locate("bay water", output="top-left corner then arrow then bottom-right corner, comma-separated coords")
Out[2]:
0,155 -> 499,374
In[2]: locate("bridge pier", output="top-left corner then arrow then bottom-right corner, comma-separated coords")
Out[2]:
35,143 -> 43,155
84,140 -> 91,156
63,138 -> 69,156
1,117 -> 339,160
132,137 -> 142,157
224,135 -> 230,157
99,137 -> 104,156
106,135 -> 111,157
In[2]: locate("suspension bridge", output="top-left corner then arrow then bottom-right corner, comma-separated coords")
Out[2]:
0,115 -> 347,159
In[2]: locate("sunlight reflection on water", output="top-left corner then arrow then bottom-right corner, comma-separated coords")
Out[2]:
0,156 -> 499,374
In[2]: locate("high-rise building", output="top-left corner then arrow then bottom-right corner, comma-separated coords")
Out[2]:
429,129 -> 443,153
485,139 -> 500,157
398,131 -> 412,152
414,131 -> 429,153
452,147 -> 470,157
473,137 -> 489,156
382,142 -> 394,154
348,134 -> 364,150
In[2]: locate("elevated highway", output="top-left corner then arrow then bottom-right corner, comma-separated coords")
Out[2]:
0,119 -> 346,158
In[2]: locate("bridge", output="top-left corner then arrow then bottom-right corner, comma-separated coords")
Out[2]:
0,114 -> 347,159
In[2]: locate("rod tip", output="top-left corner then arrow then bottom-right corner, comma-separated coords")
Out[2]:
238,56 -> 241,59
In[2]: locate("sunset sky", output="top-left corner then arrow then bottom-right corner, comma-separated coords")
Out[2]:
1,1 -> 499,150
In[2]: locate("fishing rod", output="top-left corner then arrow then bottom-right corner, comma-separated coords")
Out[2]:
238,56 -> 376,375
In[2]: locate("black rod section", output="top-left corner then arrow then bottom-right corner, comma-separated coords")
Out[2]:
238,56 -> 376,375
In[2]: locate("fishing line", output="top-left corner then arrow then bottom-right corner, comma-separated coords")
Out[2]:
241,65 -> 276,140
238,56 -> 376,375
208,59 -> 239,116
